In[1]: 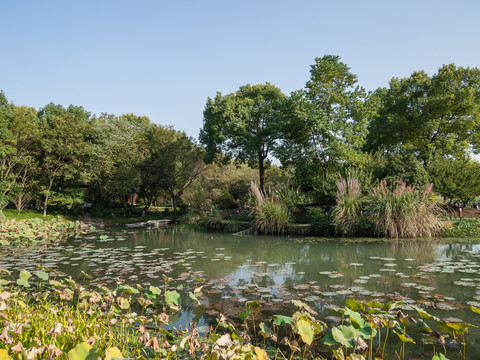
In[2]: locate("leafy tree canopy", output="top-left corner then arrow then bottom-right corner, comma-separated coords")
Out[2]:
200,83 -> 286,193
428,157 -> 480,206
365,64 -> 480,164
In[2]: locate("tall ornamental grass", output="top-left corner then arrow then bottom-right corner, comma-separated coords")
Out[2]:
249,182 -> 290,234
366,179 -> 444,238
332,177 -> 363,236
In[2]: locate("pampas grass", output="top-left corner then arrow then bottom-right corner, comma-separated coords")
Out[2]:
332,177 -> 364,236
249,182 -> 290,234
366,179 -> 444,238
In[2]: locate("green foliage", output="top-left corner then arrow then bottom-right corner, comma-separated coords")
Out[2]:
216,191 -> 236,209
442,218 -> 480,238
47,187 -> 85,212
278,55 -> 376,202
201,83 -> 286,192
366,63 -> 480,164
142,127 -> 205,213
429,157 -> 480,205
307,207 -> 334,236
370,152 -> 430,189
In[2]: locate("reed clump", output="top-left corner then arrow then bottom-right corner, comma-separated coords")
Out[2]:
249,182 -> 290,234
333,177 -> 444,238
332,177 -> 363,236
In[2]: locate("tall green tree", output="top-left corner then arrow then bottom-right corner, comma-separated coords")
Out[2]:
90,113 -> 149,214
428,157 -> 480,207
279,55 -> 375,200
200,83 -> 285,193
144,130 -> 205,214
365,64 -> 480,164
138,124 -> 177,213
37,104 -> 92,216
0,97 -> 40,217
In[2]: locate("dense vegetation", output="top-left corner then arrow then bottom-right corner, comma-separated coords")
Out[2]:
2,55 -> 480,237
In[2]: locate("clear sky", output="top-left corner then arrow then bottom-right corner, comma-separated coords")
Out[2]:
1,0 -> 479,138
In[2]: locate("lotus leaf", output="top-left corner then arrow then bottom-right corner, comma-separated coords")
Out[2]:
165,290 -> 181,306
105,347 -> 123,360
296,318 -> 314,345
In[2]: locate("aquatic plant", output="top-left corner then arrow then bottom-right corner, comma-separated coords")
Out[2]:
366,179 -> 444,238
249,182 -> 290,235
0,218 -> 81,246
332,177 -> 364,236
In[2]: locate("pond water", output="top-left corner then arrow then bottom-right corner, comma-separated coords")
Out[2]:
3,227 -> 480,358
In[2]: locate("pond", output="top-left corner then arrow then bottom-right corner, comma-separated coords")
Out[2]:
2,226 -> 480,358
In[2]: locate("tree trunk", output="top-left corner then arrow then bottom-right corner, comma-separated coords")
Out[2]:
172,194 -> 177,215
43,179 -> 54,217
258,152 -> 266,195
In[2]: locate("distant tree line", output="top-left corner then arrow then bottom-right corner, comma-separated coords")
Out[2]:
0,93 -> 204,217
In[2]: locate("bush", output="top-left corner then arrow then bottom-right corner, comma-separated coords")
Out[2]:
366,179 -> 444,238
216,191 -> 237,209
307,207 -> 334,236
332,177 -> 363,236
442,218 -> 480,238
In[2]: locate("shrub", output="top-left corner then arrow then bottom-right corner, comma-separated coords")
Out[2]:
366,179 -> 444,238
442,218 -> 480,238
216,191 -> 237,209
332,177 -> 363,236
307,207 -> 334,236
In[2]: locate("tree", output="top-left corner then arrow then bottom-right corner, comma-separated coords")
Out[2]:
369,152 -> 430,189
89,113 -> 149,214
145,130 -> 205,214
365,64 -> 480,165
138,124 -> 177,214
200,83 -> 286,194
37,104 -> 92,216
428,157 -> 480,207
278,55 -> 375,201
0,99 -> 40,217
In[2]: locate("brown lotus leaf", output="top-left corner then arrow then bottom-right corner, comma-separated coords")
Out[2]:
11,342 -> 25,353
354,337 -> 368,351
137,324 -> 146,334
215,334 -> 232,348
0,292 -> 12,300
86,336 -> 95,346
145,336 -> 160,351
46,344 -> 63,359
0,328 -> 12,344
48,323 -> 63,336
140,332 -> 150,345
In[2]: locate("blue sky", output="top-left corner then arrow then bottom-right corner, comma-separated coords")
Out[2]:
1,0 -> 479,138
